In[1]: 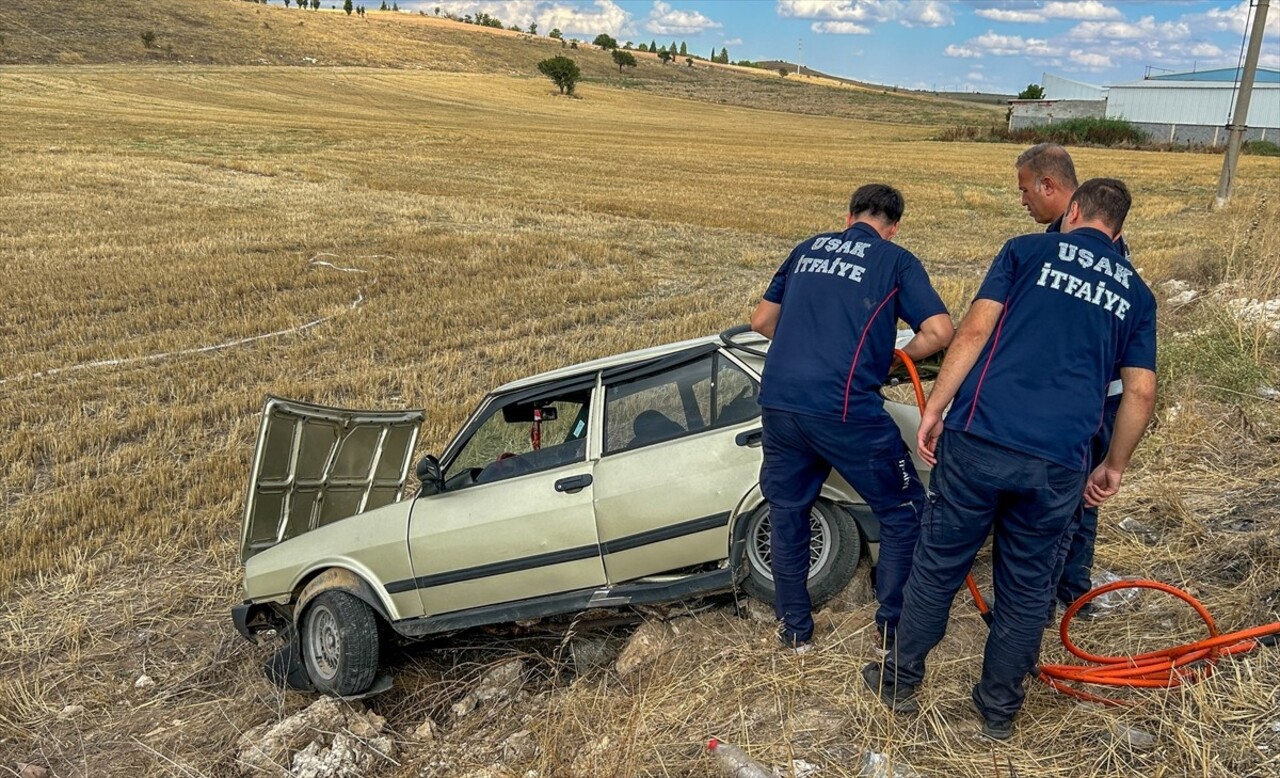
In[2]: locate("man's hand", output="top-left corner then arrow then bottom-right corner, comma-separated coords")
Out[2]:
1084,464 -> 1123,507
917,408 -> 944,466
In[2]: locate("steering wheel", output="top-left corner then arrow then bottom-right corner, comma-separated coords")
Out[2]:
480,452 -> 534,482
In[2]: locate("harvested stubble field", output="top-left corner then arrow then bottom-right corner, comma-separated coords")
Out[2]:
2,7 -> 1280,777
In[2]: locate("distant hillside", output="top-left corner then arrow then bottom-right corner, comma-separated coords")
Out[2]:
756,60 -> 1013,106
0,0 -> 1000,125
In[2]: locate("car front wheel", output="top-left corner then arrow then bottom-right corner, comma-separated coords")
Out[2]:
300,591 -> 380,696
740,500 -> 861,608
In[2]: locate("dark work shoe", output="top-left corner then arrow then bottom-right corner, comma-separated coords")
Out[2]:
980,717 -> 1014,741
861,662 -> 920,714
970,695 -> 1013,740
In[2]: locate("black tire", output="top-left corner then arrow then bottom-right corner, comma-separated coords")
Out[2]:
300,591 -> 380,696
740,500 -> 861,608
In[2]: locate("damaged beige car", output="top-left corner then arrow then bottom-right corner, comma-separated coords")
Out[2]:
233,327 -> 932,696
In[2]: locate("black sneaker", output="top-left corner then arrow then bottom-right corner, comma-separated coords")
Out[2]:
861,662 -> 920,714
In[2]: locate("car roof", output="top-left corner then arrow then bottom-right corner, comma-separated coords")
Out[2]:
492,334 -> 728,394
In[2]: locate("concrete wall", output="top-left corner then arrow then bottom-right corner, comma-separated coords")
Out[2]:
1130,122 -> 1277,146
1009,99 -> 1105,130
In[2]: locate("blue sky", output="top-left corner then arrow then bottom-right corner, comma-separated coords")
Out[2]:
400,1 -> 1280,94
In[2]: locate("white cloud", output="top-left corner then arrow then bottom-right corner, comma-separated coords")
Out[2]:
974,8 -> 1044,24
966,70 -> 985,81
1069,16 -> 1191,42
1068,49 -> 1112,70
723,37 -> 744,46
775,0 -> 952,28
812,20 -> 872,34
974,1 -> 1121,24
1042,1 -> 1122,21
944,44 -> 982,58
644,1 -> 721,35
1194,1 -> 1280,37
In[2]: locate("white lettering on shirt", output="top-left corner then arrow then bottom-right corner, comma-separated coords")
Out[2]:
1057,241 -> 1132,289
1037,262 -> 1131,320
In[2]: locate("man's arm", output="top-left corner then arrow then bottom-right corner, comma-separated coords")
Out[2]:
751,300 -> 782,340
916,299 -> 1004,465
1084,366 -> 1156,507
899,312 -> 954,362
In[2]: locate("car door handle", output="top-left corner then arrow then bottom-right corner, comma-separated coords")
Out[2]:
554,474 -> 593,493
735,428 -> 763,447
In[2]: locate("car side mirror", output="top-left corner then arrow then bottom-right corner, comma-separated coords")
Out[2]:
416,455 -> 443,495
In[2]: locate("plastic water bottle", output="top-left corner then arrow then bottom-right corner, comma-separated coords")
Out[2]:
706,738 -> 774,778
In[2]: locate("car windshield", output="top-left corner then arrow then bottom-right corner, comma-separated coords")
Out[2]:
447,388 -> 591,485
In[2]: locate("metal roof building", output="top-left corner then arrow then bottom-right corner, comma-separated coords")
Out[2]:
1105,67 -> 1280,133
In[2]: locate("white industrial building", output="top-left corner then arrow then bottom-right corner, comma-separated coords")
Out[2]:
1010,67 -> 1280,145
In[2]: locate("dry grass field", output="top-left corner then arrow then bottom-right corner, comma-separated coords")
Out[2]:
2,3 -> 1280,777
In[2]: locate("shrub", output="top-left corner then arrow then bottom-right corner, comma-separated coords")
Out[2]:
548,28 -> 562,39
140,30 -> 156,49
657,49 -> 672,64
935,118 -> 1146,148
1017,83 -> 1045,100
537,55 -> 581,95
1243,140 -> 1280,157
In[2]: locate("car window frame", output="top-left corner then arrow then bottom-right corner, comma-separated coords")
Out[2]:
439,373 -> 599,482
601,347 -> 760,457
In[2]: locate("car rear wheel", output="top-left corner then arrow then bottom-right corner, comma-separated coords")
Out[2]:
300,591 -> 380,696
740,500 -> 861,608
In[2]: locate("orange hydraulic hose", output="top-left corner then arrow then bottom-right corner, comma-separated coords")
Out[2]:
892,349 -> 1280,706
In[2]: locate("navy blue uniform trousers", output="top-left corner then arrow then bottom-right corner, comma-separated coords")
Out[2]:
885,430 -> 1085,721
1052,398 -> 1118,609
759,407 -> 924,644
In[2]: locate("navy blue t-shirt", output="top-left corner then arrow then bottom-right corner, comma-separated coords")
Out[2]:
759,222 -> 948,422
946,228 -> 1157,470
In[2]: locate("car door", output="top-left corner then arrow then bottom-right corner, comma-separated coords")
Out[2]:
400,376 -> 608,618
590,347 -> 763,584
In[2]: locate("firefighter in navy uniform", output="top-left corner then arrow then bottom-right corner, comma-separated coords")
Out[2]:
1016,143 -> 1130,622
750,184 -> 954,652
862,179 -> 1157,739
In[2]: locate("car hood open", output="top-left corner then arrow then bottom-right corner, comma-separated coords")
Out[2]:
241,396 -> 424,562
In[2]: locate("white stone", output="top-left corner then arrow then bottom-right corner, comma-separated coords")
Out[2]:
134,674 -> 155,689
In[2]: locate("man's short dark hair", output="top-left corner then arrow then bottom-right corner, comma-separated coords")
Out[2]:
1015,143 -> 1079,190
1069,178 -> 1131,234
849,183 -> 905,224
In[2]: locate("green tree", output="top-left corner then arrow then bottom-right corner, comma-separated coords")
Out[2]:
548,28 -> 562,39
592,33 -> 618,50
779,67 -> 788,78
717,47 -> 728,64
637,43 -> 647,52
283,0 -> 290,7
379,0 -> 387,9
669,41 -> 677,55
657,49 -> 673,64
650,39 -> 657,52
537,55 -> 581,95
679,41 -> 687,56
1018,83 -> 1046,99
343,0 -> 352,14
686,57 -> 693,67
529,22 -> 537,35
611,49 -> 637,73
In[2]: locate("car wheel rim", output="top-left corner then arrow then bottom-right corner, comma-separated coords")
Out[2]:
747,507 -> 832,583
307,605 -> 341,680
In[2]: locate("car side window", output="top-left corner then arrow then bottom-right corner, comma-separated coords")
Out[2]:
446,388 -> 591,488
604,353 -> 759,455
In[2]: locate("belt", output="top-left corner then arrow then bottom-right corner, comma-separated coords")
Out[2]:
1106,379 -> 1123,397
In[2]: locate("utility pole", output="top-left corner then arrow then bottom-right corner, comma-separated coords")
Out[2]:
1215,0 -> 1270,209
797,38 -> 802,75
